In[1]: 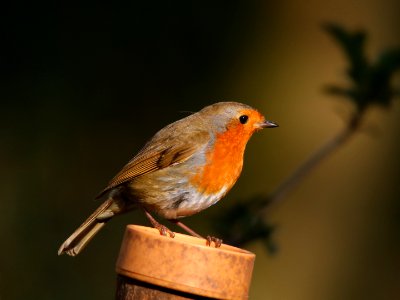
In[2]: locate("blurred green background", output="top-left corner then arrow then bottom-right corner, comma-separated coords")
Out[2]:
1,1 -> 399,299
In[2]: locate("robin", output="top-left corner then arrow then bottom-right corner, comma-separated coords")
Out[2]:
58,102 -> 278,256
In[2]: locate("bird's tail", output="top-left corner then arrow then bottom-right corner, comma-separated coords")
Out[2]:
58,198 -> 122,256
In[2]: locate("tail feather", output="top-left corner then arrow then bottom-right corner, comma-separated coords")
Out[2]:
58,198 -> 116,256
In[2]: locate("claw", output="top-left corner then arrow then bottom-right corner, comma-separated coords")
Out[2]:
206,236 -> 222,248
157,225 -> 175,238
158,225 -> 167,236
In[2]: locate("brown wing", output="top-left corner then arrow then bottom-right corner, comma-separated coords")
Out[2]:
96,128 -> 210,198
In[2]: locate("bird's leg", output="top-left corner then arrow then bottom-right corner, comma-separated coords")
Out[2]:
169,219 -> 203,238
144,210 -> 175,238
169,219 -> 222,248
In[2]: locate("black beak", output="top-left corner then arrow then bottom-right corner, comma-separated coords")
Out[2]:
259,120 -> 279,128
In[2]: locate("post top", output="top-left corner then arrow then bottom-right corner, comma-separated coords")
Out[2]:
116,225 -> 255,299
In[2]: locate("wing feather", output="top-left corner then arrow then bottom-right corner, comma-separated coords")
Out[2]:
96,127 -> 210,198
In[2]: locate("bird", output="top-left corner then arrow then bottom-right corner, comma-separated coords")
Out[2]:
58,102 -> 278,256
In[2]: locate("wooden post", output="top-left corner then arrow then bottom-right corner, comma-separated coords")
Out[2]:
115,225 -> 255,299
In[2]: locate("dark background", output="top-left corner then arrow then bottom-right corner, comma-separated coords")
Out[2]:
1,1 -> 399,299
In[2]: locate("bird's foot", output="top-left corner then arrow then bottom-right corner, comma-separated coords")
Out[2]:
144,209 -> 175,238
206,236 -> 222,248
155,224 -> 175,238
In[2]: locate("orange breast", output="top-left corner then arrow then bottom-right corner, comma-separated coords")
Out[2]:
191,124 -> 251,195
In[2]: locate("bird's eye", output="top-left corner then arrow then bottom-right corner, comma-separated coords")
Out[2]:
239,115 -> 249,124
